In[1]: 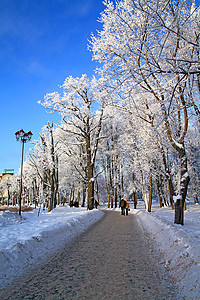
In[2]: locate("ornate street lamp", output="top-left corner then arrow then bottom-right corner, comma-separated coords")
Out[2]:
15,129 -> 33,215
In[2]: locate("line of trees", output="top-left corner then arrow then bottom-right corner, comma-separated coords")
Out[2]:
3,0 -> 199,226
89,0 -> 200,225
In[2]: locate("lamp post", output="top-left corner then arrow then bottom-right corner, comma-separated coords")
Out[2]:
15,129 -> 33,216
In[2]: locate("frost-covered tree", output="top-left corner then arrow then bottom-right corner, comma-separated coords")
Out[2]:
26,123 -> 59,211
96,106 -> 125,208
40,74 -> 106,210
56,122 -> 88,207
90,0 -> 200,224
186,124 -> 200,203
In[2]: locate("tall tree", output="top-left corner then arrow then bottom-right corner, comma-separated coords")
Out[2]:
40,75 -> 106,210
90,0 -> 200,224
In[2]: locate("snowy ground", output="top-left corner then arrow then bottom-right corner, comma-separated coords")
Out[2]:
130,201 -> 200,300
0,202 -> 199,299
0,206 -> 104,286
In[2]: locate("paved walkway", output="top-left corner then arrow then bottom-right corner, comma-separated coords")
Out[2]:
0,211 -> 179,299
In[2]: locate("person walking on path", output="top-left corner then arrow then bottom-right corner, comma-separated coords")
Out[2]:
125,199 -> 129,215
119,198 -> 126,215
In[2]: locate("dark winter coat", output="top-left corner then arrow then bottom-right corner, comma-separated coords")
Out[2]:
119,199 -> 126,208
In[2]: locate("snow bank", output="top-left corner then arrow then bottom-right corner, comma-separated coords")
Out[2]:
1,202 -> 199,299
131,202 -> 200,300
0,206 -> 104,286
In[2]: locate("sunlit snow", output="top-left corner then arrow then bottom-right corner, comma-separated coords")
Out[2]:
0,202 -> 199,299
0,206 -> 103,287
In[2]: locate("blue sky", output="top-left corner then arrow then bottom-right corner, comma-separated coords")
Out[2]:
0,0 -> 199,174
0,0 -> 105,174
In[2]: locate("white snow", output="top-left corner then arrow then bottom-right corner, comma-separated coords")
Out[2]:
129,201 -> 200,300
0,205 -> 103,286
0,202 -> 199,299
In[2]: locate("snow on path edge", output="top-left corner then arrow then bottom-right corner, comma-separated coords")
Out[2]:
0,209 -> 104,287
132,209 -> 200,300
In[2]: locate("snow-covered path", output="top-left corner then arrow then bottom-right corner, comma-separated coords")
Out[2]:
0,211 -> 177,300
0,202 -> 199,299
0,206 -> 104,287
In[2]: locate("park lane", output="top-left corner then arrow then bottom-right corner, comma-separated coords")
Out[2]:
0,211 -> 179,299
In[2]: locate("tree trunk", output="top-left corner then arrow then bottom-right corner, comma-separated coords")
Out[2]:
195,191 -> 199,204
48,174 -> 54,212
160,175 -> 169,206
147,169 -> 153,212
167,176 -> 175,210
47,122 -> 56,211
114,155 -> 118,208
72,184 -> 75,203
141,169 -> 148,209
193,168 -> 199,204
107,185 -> 110,208
111,193 -> 114,208
110,155 -> 114,208
114,185 -> 118,208
174,146 -> 190,225
86,115 -> 94,210
133,191 -> 137,209
95,179 -> 100,205
106,173 -> 110,209
54,155 -> 59,207
87,166 -> 94,210
132,171 -> 137,209
118,164 -> 122,202
156,177 -> 163,208
82,184 -> 86,207
121,169 -> 124,197
77,186 -> 80,206
95,189 -> 100,206
162,149 -> 174,209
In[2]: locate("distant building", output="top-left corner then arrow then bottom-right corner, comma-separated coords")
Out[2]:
0,169 -> 14,204
0,169 -> 14,184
